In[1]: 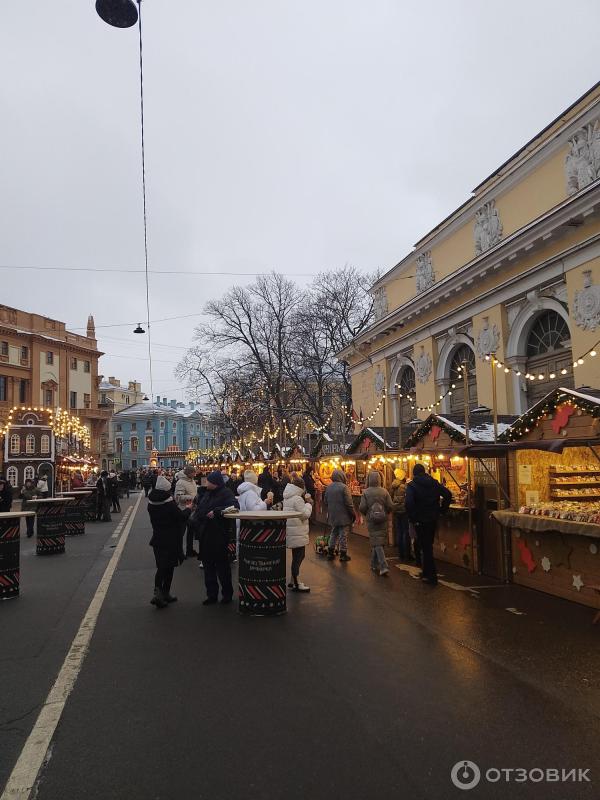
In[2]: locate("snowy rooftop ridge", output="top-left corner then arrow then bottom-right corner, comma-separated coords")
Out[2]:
438,416 -> 513,442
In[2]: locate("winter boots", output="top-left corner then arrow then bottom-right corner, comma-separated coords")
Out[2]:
150,587 -> 167,608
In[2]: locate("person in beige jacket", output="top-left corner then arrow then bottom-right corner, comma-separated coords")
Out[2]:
359,471 -> 395,576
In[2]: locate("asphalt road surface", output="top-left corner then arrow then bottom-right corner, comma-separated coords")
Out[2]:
1,494 -> 599,800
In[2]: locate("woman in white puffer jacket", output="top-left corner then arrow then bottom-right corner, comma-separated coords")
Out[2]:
283,477 -> 313,593
236,471 -> 272,554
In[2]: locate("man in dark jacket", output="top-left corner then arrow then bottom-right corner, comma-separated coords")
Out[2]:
405,463 -> 452,586
257,467 -> 276,501
147,475 -> 185,608
95,471 -> 111,522
324,469 -> 355,561
193,471 -> 239,605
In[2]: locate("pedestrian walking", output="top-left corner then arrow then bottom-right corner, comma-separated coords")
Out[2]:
95,471 -> 112,522
283,477 -> 313,592
359,471 -> 395,577
36,476 -> 49,499
0,476 -> 13,512
108,471 -> 121,513
405,463 -> 452,586
20,479 -> 41,537
323,469 -> 354,561
174,466 -> 198,558
390,471 -> 411,561
141,471 -> 153,497
194,471 -> 239,605
147,475 -> 185,608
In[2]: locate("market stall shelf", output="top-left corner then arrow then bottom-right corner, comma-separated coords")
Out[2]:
0,511 -> 35,599
224,510 -> 302,616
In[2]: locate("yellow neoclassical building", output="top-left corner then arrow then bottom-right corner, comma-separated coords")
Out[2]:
341,81 -> 600,440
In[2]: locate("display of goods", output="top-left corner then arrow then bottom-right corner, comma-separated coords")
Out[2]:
519,502 -> 600,524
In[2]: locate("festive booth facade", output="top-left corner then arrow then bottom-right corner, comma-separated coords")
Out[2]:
494,387 -> 600,608
404,413 -> 516,577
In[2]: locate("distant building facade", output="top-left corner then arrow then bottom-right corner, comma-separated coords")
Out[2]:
0,307 -> 108,460
107,397 -> 217,471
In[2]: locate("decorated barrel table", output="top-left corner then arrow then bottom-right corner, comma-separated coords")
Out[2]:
224,510 -> 302,616
0,511 -> 35,599
57,491 -> 94,535
27,497 -> 75,555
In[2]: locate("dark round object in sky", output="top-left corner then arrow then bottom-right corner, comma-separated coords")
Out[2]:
95,0 -> 138,28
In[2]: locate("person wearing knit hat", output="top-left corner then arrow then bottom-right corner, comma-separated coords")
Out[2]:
194,470 -> 239,605
147,474 -> 185,608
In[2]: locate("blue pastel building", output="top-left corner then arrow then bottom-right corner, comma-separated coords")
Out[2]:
108,398 -> 216,471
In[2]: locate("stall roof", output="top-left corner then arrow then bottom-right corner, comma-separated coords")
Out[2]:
347,427 -> 398,454
405,413 -> 517,448
498,386 -> 600,442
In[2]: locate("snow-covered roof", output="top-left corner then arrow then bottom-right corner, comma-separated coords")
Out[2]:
438,416 -> 513,442
113,401 -> 180,418
559,387 -> 600,405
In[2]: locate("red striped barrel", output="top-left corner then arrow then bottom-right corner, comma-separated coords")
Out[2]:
238,519 -> 287,615
35,501 -> 68,555
0,517 -> 20,599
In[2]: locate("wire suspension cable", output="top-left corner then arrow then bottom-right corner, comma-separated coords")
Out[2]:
137,0 -> 154,406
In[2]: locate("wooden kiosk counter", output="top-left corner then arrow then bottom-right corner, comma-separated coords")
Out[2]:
493,387 -> 600,609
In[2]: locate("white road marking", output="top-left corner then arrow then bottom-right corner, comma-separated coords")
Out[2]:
0,493 -> 143,800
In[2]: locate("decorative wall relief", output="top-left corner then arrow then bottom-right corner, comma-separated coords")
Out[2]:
415,347 -> 433,384
573,270 -> 600,331
373,365 -> 385,395
372,286 -> 389,321
474,200 -> 503,255
475,317 -> 501,359
415,251 -> 435,293
565,120 -> 600,196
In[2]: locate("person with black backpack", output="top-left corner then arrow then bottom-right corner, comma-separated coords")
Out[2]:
359,471 -> 395,576
405,463 -> 452,586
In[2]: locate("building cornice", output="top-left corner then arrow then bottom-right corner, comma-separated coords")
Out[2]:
372,95 -> 600,291
342,183 -> 600,358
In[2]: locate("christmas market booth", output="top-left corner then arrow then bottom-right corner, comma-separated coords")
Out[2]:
493,387 -> 600,609
404,412 -> 516,578
313,427 -> 399,539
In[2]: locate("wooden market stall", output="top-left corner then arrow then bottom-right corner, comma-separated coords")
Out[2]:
493,387 -> 600,609
404,413 -> 516,577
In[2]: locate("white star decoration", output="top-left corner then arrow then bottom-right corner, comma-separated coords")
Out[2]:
541,557 -> 551,572
572,574 -> 584,592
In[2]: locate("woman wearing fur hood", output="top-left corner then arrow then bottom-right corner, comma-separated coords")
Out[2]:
283,476 -> 313,593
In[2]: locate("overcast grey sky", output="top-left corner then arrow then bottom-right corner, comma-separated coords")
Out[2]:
1,0 -> 598,401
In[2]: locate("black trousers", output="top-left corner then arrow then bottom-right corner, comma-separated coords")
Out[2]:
111,496 -> 121,512
415,521 -> 437,581
26,515 -> 35,537
155,567 -> 174,594
291,546 -> 305,581
203,559 -> 233,601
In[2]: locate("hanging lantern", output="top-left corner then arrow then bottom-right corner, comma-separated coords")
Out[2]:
95,0 -> 139,28
133,323 -> 145,334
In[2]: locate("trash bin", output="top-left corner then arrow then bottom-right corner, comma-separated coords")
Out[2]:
225,510 -> 302,616
28,497 -> 75,555
0,511 -> 34,599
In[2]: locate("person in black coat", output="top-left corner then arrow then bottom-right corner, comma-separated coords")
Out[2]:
257,466 -> 276,501
193,470 -> 238,605
95,471 -> 112,522
302,465 -> 316,499
0,476 -> 13,513
147,475 -> 185,608
405,463 -> 452,586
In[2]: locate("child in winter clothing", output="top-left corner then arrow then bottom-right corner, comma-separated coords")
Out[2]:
147,475 -> 185,608
283,477 -> 313,592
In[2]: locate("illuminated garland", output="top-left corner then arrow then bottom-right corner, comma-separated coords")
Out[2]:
499,389 -> 600,442
1,405 -> 91,449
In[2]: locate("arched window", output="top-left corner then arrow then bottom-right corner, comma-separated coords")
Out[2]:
41,434 -> 50,454
449,345 -> 477,413
6,466 -> 17,487
10,434 -> 20,454
525,311 -> 573,404
26,434 -> 35,454
395,367 -> 416,445
131,436 -> 139,452
24,466 -> 35,482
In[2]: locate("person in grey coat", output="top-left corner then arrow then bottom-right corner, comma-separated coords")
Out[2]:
359,471 -> 395,576
323,469 -> 355,561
